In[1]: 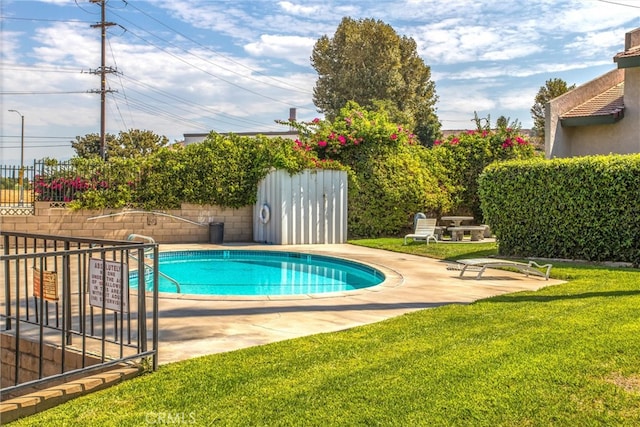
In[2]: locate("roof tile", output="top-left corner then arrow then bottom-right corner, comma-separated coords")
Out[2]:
561,82 -> 624,118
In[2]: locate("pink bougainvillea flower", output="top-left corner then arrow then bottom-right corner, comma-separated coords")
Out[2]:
317,140 -> 327,147
294,139 -> 302,147
345,117 -> 352,125
338,135 -> 346,145
502,138 -> 513,148
482,130 -> 489,137
466,130 -> 475,135
390,133 -> 398,140
434,140 -> 442,145
516,137 -> 527,145
312,118 -> 320,124
329,132 -> 336,140
451,138 -> 459,145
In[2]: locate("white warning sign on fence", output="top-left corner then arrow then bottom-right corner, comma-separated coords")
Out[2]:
89,258 -> 129,313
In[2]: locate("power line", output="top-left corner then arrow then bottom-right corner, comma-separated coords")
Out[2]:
0,136 -> 75,140
0,91 -> 90,95
117,0 -> 313,95
596,0 -> 640,8
115,25 -> 306,109
0,16 -> 93,23
0,64 -> 87,73
118,74 -> 278,128
1,143 -> 73,149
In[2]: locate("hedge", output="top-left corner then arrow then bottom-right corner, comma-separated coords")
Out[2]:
479,154 -> 640,265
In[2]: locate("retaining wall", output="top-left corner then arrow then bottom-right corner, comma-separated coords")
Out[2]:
1,333 -> 104,399
0,203 -> 253,243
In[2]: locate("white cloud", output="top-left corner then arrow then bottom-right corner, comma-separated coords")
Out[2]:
278,1 -> 322,16
564,28 -> 629,57
499,89 -> 539,111
548,0 -> 640,33
244,35 -> 316,66
31,23 -> 98,67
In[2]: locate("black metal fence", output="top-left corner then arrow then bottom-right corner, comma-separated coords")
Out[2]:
0,164 -> 35,214
0,231 -> 159,399
31,160 -> 114,203
1,160 -> 131,213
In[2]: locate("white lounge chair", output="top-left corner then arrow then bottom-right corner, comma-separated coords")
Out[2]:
450,258 -> 552,280
403,218 -> 438,245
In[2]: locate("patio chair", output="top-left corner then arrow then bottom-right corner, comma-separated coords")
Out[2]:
403,218 -> 438,245
448,258 -> 552,280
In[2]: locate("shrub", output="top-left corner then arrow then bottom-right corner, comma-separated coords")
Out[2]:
36,157 -> 139,207
479,154 -> 640,264
289,101 -> 453,237
61,132 -> 329,210
179,133 -> 322,208
432,128 -> 538,220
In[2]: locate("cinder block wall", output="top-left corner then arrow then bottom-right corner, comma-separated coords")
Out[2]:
0,203 -> 253,244
1,333 -> 102,397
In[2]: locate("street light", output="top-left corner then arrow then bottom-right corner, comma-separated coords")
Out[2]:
8,109 -> 25,206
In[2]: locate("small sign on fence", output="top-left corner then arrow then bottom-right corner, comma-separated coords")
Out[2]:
33,268 -> 59,301
89,258 -> 129,313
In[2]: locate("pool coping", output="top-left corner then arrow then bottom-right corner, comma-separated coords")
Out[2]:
151,242 -> 564,365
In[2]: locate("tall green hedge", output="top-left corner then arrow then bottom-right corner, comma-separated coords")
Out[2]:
479,154 -> 640,265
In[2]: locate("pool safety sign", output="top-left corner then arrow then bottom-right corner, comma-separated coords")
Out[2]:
33,268 -> 59,301
89,258 -> 129,313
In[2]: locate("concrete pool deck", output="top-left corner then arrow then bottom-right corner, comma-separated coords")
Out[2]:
155,243 -> 564,364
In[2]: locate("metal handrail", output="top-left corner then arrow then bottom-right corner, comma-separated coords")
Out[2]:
128,252 -> 181,294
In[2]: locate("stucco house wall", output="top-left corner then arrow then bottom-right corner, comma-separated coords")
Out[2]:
546,28 -> 640,158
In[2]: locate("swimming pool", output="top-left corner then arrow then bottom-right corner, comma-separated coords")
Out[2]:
129,250 -> 385,296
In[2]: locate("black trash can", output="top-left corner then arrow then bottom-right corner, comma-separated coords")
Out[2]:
209,222 -> 224,244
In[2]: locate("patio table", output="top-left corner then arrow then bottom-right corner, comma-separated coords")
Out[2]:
440,216 -> 474,227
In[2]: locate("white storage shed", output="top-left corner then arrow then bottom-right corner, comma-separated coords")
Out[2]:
253,169 -> 348,244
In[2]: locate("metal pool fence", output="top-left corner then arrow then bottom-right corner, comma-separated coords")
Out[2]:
0,231 -> 159,399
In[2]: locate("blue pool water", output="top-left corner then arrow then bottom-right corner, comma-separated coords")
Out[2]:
129,250 -> 385,296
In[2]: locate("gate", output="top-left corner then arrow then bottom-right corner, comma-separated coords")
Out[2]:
1,231 -> 159,400
0,163 -> 35,215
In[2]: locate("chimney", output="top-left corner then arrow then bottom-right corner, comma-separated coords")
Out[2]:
625,27 -> 640,50
289,108 -> 296,122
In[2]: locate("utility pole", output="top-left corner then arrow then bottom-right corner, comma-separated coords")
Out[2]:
89,0 -> 116,160
8,110 -> 24,205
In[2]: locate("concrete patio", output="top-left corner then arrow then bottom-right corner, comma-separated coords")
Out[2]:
154,243 -> 563,364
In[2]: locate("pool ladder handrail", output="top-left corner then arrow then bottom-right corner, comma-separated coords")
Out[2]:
128,253 -> 181,294
126,234 -> 181,293
127,233 -> 156,255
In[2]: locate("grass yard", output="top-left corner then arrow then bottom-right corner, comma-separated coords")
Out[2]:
8,240 -> 640,426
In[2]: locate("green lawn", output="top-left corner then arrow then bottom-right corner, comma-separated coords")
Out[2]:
9,240 -> 640,426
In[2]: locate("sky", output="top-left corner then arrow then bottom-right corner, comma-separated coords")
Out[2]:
1,0 -> 639,165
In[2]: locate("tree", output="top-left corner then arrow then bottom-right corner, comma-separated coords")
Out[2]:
110,129 -> 169,158
71,133 -> 116,158
531,78 -> 575,145
311,17 -> 441,146
71,129 -> 169,159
